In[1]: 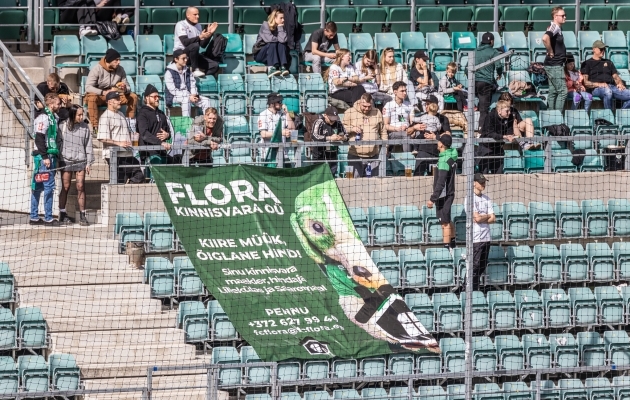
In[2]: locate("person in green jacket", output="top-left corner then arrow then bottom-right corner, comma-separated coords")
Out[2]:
474,32 -> 504,132
427,135 -> 458,255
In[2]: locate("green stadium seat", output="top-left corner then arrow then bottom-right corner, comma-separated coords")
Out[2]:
245,395 -> 272,400
578,30 -> 601,61
460,291 -> 489,331
602,31 -> 628,69
328,7 -> 357,36
614,242 -> 630,280
243,34 -> 266,70
305,391 -> 331,400
615,8 -> 630,33
474,7 -> 495,34
503,149 -> 524,174
560,380 -> 587,400
218,74 -> 247,115
387,353 -> 413,375
214,6 -> 239,29
137,35 -> 165,75
173,256 -> 205,296
16,307 -> 47,350
0,308 -> 15,350
549,334 -> 579,368
565,109 -> 592,150
423,205 -> 442,243
514,289 -> 544,329
542,288 -> 571,327
416,7 -> 443,35
331,360 -> 357,379
400,249 -> 427,288
417,386 -> 447,400
367,206 -> 396,246
333,389 -> 361,399
580,150 -> 605,172
151,9 -> 180,38
401,31 -> 426,66
523,148 -> 545,173
585,378 -> 614,400
222,33 -> 246,74
277,360 -> 300,381
416,345 -> 442,374
552,149 -> 578,172
426,32 -> 454,71
370,250 -> 400,288
587,6 -> 613,33
81,35 -> 108,66
52,35 -> 88,71
17,355 -> 48,393
445,6 -> 473,33
177,301 -> 209,343
395,205 -> 423,246
560,243 -> 588,282
502,6 -> 530,32
472,338 -> 497,372
530,6 -> 553,31
534,244 -> 562,283
0,264 -> 14,305
239,6 -> 268,35
475,383 -> 502,400
348,33 -> 374,64
495,335 -> 524,370
0,356 -> 17,394
448,385 -> 466,400
144,257 -> 175,298
433,293 -> 462,332
348,207 -> 369,245
608,199 -> 630,236
451,203 -> 466,243
0,1 -> 26,42
485,246 -> 509,285
528,31 -> 548,64
271,75 -> 300,113
595,286 -> 624,324
108,35 -> 138,76
359,7 -> 387,35
245,74 -> 271,116
613,377 -> 630,400
453,247 -> 467,286
375,32 -> 400,58
360,356 -> 386,377
241,346 -> 270,383
426,248 -> 455,287
299,73 -> 327,114
143,211 -> 174,251
590,109 -> 617,147
451,32 -> 476,70
114,212 -> 145,254
388,7 -> 412,36
529,201 -> 555,239
540,110 -> 564,133
488,290 -> 516,330
587,243 -> 614,281
503,202 -> 529,240
604,330 -> 630,366
490,202 -> 504,241
503,31 -> 530,71
556,201 -> 583,238
523,334 -> 551,369
507,246 -> 535,284
538,381 -> 560,400
304,358 -> 330,379
440,338 -> 465,372
569,287 -> 597,326
223,116 -> 250,147
504,382 -> 533,400
578,331 -> 606,367
212,346 -> 241,385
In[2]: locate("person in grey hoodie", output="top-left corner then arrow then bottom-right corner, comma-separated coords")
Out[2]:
58,105 -> 94,226
473,32 -> 504,130
254,9 -> 291,78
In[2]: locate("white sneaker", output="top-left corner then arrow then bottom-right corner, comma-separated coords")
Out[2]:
520,141 -> 541,151
121,14 -> 130,25
79,27 -> 97,37
193,69 -> 205,78
113,14 -> 122,24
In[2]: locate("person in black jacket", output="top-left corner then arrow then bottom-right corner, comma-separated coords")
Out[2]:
311,106 -> 347,176
479,99 -> 515,174
35,73 -> 71,121
137,84 -> 172,160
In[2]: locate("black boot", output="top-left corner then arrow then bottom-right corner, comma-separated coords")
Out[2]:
79,211 -> 89,226
59,211 -> 74,224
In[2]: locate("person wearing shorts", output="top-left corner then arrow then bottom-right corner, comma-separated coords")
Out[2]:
427,135 -> 458,255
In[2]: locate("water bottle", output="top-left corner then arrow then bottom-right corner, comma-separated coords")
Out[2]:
365,163 -> 372,178
356,132 -> 361,141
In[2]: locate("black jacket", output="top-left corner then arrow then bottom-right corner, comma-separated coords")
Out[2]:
137,105 -> 171,158
480,108 -> 510,156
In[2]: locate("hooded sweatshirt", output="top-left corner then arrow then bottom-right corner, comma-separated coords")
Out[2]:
164,63 -> 198,107
430,147 -> 458,203
137,104 -> 171,157
342,100 -> 387,158
473,44 -> 504,85
85,58 -> 130,95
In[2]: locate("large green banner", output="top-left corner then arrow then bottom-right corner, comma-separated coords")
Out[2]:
152,164 -> 439,361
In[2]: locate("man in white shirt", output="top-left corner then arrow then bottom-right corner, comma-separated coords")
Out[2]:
174,7 -> 220,78
383,81 -> 425,152
258,93 -> 296,160
464,173 -> 496,290
97,92 -> 144,184
164,49 -> 213,117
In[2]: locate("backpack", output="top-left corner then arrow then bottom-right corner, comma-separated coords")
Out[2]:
528,62 -> 549,86
96,21 -> 121,41
547,123 -> 570,137
302,112 -> 320,142
209,33 -> 228,61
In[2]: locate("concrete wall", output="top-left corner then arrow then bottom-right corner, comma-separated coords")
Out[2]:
101,172 -> 630,226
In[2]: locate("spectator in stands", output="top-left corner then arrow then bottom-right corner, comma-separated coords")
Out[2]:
59,0 -> 131,37
464,173 -> 495,290
188,108 -> 223,166
426,134 -> 457,255
379,48 -> 408,98
410,50 -> 443,111
174,7 -> 221,78
383,81 -> 421,152
356,50 -> 392,104
137,85 -> 172,160
479,99 -> 515,174
311,106 -> 347,176
97,91 -> 144,184
303,21 -> 339,74
413,95 -> 452,176
581,40 -> 630,110
84,49 -> 137,131
165,49 -> 213,117
258,93 -> 295,159
58,105 -> 93,226
542,7 -> 568,111
36,73 -> 71,121
565,54 -> 593,112
439,62 -> 468,112
498,92 -> 540,151
30,93 -> 62,226
326,49 -> 367,106
254,9 -> 291,78
474,32 -> 503,130
342,93 -> 387,177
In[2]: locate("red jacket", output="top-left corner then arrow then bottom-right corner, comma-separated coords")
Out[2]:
565,70 -> 584,92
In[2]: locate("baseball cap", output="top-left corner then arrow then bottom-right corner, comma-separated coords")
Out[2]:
324,106 -> 339,121
105,91 -> 120,101
438,134 -> 452,148
414,50 -> 429,61
474,173 -> 487,183
267,92 -> 283,105
481,32 -> 495,45
425,95 -> 439,104
592,40 -> 607,49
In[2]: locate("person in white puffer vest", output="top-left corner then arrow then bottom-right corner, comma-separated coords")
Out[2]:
164,49 -> 213,117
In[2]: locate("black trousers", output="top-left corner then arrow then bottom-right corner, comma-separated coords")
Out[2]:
413,144 -> 439,176
106,157 -> 144,184
347,152 -> 380,177
254,42 -> 290,69
183,42 -> 220,75
475,81 -> 495,130
472,241 -> 491,290
452,90 -> 468,112
63,0 -> 119,25
331,86 -> 366,106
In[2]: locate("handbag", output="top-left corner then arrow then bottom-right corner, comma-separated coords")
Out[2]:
34,172 -> 50,183
252,38 -> 266,57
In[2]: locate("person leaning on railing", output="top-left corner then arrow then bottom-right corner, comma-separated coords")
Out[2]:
35,73 -> 71,121
187,107 -> 223,166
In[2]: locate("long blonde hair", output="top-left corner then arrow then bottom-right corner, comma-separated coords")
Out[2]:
323,48 -> 351,82
360,50 -> 377,76
379,48 -> 398,87
267,9 -> 284,31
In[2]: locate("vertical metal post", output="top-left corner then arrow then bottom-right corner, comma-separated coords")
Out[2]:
27,0 -> 32,45
33,0 -> 38,48
493,2 -> 499,33
320,0 -> 326,28
146,367 -> 153,400
277,144 -> 284,168
27,86 -> 34,166
410,0 -> 416,32
575,0 -> 580,38
206,369 -> 213,400
228,0 -> 234,34
270,363 -> 278,400
134,0 -> 140,38
109,148 -> 118,184
463,50 -> 476,400
536,372 -> 542,400
379,145 -> 387,178
2,53 -> 8,98
544,137 -> 552,172
39,0 -> 44,56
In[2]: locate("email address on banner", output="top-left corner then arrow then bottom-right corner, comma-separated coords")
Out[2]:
253,325 -> 344,336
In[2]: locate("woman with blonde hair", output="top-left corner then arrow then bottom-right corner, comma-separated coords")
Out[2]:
254,9 -> 291,78
325,49 -> 367,105
355,50 -> 392,103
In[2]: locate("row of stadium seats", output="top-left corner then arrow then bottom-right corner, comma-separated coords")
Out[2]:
144,257 -> 206,299
0,354 -> 81,393
0,263 -> 16,305
0,306 -> 49,350
177,300 -> 238,343
114,211 -> 178,254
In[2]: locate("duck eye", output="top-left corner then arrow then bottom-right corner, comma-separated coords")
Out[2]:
308,220 -> 328,235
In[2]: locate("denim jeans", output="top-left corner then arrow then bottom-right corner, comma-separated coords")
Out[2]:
592,84 -> 630,110
30,158 -> 56,222
569,90 -> 593,113
544,65 -> 568,111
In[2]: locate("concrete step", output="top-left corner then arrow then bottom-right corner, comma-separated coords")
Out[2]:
0,229 -> 113,247
14,269 -> 143,286
84,374 -> 208,390
20,283 -> 150,302
77,358 -> 212,379
51,328 -> 184,350
24,298 -> 163,319
5,254 -> 129,273
47,311 -> 177,332
70,343 -> 198,365
84,389 -> 227,400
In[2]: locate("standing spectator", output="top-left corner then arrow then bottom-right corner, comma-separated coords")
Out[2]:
84,49 -> 137,131
356,50 -> 392,104
474,32 -> 503,130
174,7 -> 221,78
464,173 -> 495,290
165,49 -> 213,117
410,50 -> 444,111
188,108 -> 222,166
581,40 -> 630,110
97,92 -> 144,183
542,7 -> 568,111
498,92 -> 539,150
426,134 -> 457,254
342,93 -> 387,177
413,95 -> 452,176
137,85 -> 172,160
303,22 -> 339,74
58,105 -> 94,226
311,106 -> 347,176
258,93 -> 296,160
254,9 -> 291,78
565,54 -> 593,112
439,62 -> 468,112
326,49 -> 367,106
30,93 -> 62,226
479,99 -> 515,174
383,81 -> 417,152
36,73 -> 71,121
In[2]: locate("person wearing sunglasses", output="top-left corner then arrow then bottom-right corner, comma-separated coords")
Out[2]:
542,7 -> 568,111
165,49 -> 213,117
137,85 -> 172,162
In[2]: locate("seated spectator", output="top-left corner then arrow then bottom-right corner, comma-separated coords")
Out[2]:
84,49 -> 137,131
474,32 -> 503,129
30,93 -> 62,226
565,54 -> 592,113
303,21 -> 339,74
439,62 -> 468,112
36,73 -> 71,121
97,91 -> 144,184
326,49 -> 367,106
188,107 -> 223,166
378,48 -> 404,96
58,105 -> 94,226
137,85 -> 172,161
498,92 -> 540,151
258,93 -> 296,159
59,0 -> 131,37
410,50 -> 444,112
311,106 -> 347,176
479,99 -> 516,174
342,93 -> 387,177
165,49 -> 213,117
383,81 -> 419,153
174,7 -> 221,78
254,9 -> 291,78
413,95 -> 452,176
356,50 -> 392,104
581,40 -> 630,110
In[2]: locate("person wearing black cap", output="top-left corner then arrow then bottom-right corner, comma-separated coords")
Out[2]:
137,84 -> 172,160
542,7 -> 568,111
164,49 -> 213,117
412,95 -> 454,176
464,173 -> 495,290
581,39 -> 630,110
410,50 -> 444,112
474,32 -> 503,130
426,134 -> 458,255
84,48 -> 137,130
311,105 -> 347,175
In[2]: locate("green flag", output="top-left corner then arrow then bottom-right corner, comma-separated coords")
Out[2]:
264,118 -> 283,168
152,164 -> 440,361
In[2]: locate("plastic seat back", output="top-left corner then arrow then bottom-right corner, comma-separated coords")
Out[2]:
212,346 -> 241,385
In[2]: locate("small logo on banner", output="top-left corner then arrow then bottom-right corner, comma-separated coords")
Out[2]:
300,338 -> 332,356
